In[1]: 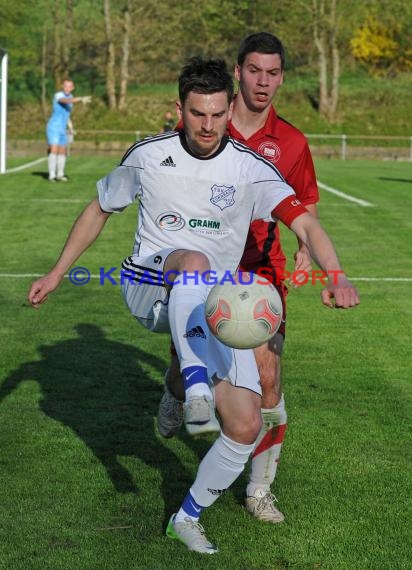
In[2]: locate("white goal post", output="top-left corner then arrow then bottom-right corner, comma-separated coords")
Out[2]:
0,48 -> 8,174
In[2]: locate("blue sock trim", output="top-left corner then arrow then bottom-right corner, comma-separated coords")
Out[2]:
181,490 -> 204,519
182,366 -> 209,389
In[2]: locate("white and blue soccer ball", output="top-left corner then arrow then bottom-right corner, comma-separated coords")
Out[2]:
205,273 -> 282,349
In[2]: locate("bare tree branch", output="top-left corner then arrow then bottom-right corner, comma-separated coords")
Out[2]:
118,0 -> 131,111
103,0 -> 117,109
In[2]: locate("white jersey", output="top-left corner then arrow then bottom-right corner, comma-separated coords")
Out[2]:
97,131 -> 295,277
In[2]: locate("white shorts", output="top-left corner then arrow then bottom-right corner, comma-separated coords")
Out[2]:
121,249 -> 261,395
121,248 -> 175,333
207,334 -> 261,395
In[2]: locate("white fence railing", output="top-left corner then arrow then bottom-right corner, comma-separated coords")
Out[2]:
75,130 -> 412,161
305,134 -> 412,161
7,132 -> 412,162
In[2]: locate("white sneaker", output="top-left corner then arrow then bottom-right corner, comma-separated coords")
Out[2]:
183,395 -> 220,436
57,176 -> 68,182
245,489 -> 285,523
166,514 -> 218,554
157,387 -> 183,438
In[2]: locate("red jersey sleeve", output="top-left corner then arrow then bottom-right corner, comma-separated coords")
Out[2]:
286,143 -> 319,206
271,196 -> 308,228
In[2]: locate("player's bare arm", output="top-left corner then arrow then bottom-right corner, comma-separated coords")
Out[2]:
58,95 -> 92,105
289,212 -> 360,308
294,203 -> 317,267
28,198 -> 111,308
291,203 -> 318,287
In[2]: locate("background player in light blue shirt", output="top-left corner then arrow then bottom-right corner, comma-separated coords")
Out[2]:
46,79 -> 91,181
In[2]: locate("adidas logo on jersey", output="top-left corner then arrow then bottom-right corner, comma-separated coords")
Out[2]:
160,156 -> 176,167
184,326 -> 206,339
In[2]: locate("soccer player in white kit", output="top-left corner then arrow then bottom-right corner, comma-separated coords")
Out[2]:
29,58 -> 359,554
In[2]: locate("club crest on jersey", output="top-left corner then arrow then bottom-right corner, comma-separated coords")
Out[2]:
258,141 -> 281,164
210,184 -> 236,210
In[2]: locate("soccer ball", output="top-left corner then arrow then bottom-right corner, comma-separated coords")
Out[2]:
205,273 -> 283,349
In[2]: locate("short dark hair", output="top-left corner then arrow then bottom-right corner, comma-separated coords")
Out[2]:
178,57 -> 234,105
237,32 -> 285,69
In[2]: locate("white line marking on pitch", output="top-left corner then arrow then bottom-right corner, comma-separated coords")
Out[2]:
0,274 -> 411,282
318,181 -> 374,207
6,157 -> 47,173
6,163 -> 374,208
7,164 -> 373,208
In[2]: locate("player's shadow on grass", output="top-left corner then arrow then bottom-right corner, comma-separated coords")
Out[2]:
0,323 -> 191,516
32,171 -> 50,180
378,177 -> 412,184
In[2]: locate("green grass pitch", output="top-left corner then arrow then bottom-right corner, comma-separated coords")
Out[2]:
0,155 -> 411,569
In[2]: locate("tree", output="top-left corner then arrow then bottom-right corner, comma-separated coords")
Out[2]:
245,0 -> 343,122
351,17 -> 411,76
103,0 -> 117,109
118,0 -> 131,111
51,0 -> 74,84
102,0 -> 134,110
1,0 -> 410,114
0,0 -> 49,103
62,0 -> 74,78
312,0 -> 339,122
41,21 -> 48,116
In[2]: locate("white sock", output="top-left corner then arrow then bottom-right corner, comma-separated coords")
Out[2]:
185,383 -> 212,399
57,154 -> 66,178
48,153 -> 57,179
190,432 -> 255,507
246,394 -> 287,497
168,278 -> 211,399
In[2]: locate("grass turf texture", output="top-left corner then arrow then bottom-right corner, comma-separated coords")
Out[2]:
0,156 -> 411,569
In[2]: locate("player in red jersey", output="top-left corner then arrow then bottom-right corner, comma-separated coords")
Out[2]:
158,33 -> 319,523
231,33 -> 319,523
